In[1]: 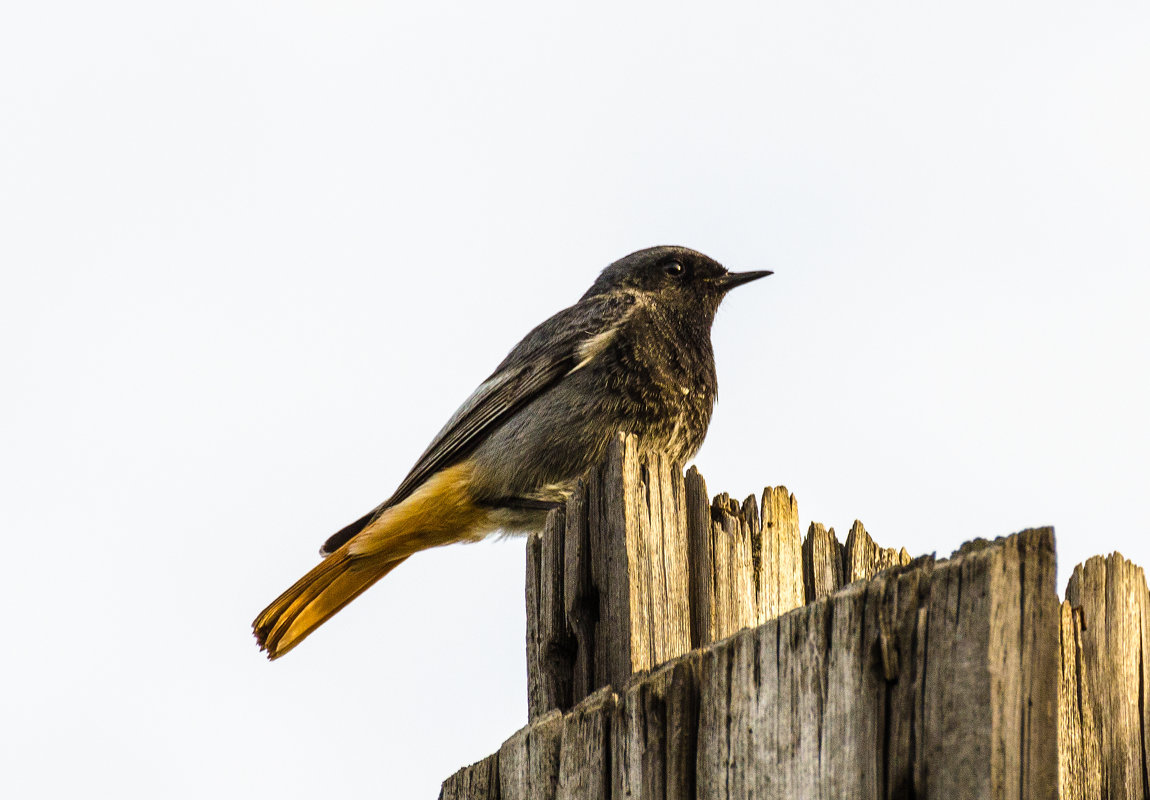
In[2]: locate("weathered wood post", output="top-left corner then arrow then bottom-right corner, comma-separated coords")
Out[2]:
525,436 -> 693,718
1060,554 -> 1150,799
441,435 -> 1147,800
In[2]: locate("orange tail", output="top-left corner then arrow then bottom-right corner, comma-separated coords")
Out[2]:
253,461 -> 491,659
253,548 -> 408,659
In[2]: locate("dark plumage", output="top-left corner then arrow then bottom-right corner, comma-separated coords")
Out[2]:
254,245 -> 770,658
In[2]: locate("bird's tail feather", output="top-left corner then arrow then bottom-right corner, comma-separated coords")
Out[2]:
253,547 -> 408,659
253,461 -> 488,659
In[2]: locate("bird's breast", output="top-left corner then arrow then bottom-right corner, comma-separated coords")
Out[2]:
595,313 -> 717,465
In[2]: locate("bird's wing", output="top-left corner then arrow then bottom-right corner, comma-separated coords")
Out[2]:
319,291 -> 636,555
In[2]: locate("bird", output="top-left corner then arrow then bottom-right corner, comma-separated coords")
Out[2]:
252,245 -> 771,659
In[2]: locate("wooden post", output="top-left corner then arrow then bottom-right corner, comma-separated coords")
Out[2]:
843,519 -> 912,583
919,531 -> 1059,799
449,526 -> 1064,800
1063,554 -> 1150,800
528,434 -> 695,717
526,508 -> 575,717
450,442 -> 1136,799
613,655 -> 700,800
440,753 -> 500,800
686,479 -> 757,646
498,711 -> 563,800
557,688 -> 615,800
589,436 -> 692,698
528,435 -> 838,718
758,485 -> 804,622
1058,602 -> 1102,798
801,522 -> 843,602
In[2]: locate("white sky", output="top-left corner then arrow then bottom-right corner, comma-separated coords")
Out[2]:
2,2 -> 1148,797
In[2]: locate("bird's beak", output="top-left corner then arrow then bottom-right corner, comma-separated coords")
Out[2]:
716,270 -> 773,292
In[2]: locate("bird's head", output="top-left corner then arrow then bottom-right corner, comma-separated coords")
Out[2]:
582,246 -> 771,320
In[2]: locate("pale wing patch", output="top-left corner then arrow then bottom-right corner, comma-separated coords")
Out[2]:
568,299 -> 637,375
568,325 -> 618,375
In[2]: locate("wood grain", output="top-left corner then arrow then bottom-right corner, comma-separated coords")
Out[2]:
589,435 -> 693,700
440,753 -> 500,800
556,688 -> 616,800
612,654 -> 701,800
1057,601 -> 1102,800
843,519 -> 912,584
475,442 -> 1149,800
802,522 -> 843,602
759,485 -> 804,623
498,711 -> 563,800
1065,553 -> 1149,800
448,529 -> 1072,800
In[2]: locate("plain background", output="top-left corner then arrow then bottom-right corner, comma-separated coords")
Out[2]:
2,2 -> 1148,797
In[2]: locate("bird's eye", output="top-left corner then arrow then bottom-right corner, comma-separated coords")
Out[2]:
663,262 -> 684,277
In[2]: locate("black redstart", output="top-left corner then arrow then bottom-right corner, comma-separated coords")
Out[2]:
253,245 -> 770,658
